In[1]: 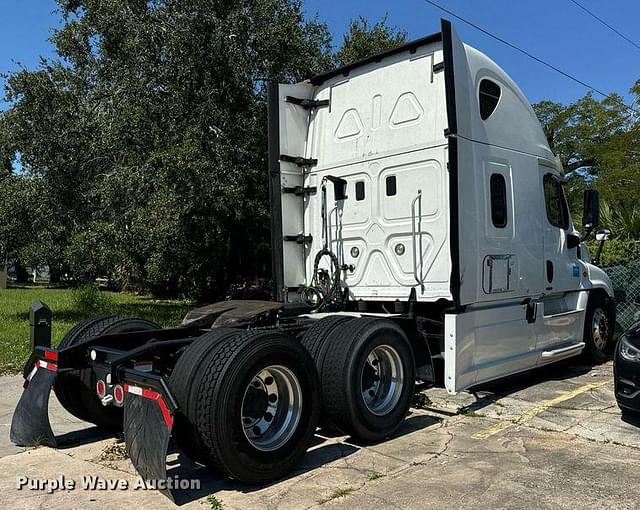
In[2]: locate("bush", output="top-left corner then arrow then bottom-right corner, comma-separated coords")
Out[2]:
587,239 -> 640,267
71,284 -> 114,315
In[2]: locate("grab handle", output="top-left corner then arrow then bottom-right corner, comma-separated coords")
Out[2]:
411,190 -> 424,290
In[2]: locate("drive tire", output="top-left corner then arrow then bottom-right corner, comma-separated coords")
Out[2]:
54,316 -> 160,430
300,316 -> 354,431
583,293 -> 615,364
186,330 -> 320,484
300,315 -> 354,369
168,328 -> 239,463
320,318 -> 415,443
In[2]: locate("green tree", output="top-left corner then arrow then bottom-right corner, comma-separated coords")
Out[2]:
1,0 -> 333,298
0,5 -> 409,297
533,83 -> 640,232
335,15 -> 407,67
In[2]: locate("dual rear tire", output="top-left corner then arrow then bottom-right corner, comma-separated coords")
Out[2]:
53,316 -> 161,430
169,330 -> 320,484
301,317 -> 415,442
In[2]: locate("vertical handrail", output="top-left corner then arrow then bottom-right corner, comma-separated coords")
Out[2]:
411,190 -> 424,290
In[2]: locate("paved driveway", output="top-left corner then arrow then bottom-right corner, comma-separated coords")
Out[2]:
1,359 -> 639,509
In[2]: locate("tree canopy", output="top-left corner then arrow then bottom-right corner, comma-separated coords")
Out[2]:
533,83 -> 640,218
0,3 -> 404,297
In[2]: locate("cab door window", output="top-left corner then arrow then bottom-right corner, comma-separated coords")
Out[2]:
543,174 -> 569,229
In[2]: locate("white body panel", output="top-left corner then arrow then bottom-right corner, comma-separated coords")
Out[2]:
296,43 -> 451,302
271,19 -> 614,395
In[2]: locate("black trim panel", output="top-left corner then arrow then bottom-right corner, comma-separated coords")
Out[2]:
441,19 -> 461,309
267,82 -> 285,302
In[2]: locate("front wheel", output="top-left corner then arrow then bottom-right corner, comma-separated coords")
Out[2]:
583,294 -> 615,364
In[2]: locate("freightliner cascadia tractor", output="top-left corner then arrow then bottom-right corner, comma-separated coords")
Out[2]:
11,20 -> 615,500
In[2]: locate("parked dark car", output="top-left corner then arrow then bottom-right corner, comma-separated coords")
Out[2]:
614,322 -> 640,417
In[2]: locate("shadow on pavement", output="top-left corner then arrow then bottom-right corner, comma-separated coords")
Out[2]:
458,358 -> 599,415
55,426 -> 114,448
166,413 -> 442,505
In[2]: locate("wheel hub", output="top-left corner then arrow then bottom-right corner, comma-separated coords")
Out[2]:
592,308 -> 609,351
241,365 -> 303,451
361,344 -> 404,416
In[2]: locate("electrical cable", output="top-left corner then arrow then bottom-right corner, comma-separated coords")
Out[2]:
568,0 -> 640,52
423,0 -> 640,116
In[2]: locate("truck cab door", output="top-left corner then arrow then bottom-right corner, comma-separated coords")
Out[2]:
541,170 -> 578,294
537,168 -> 586,356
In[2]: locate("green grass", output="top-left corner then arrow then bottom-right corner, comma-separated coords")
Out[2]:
0,287 -> 192,374
206,495 -> 224,510
317,487 -> 357,504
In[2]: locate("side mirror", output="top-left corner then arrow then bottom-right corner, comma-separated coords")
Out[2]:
595,229 -> 611,242
567,233 -> 580,249
582,189 -> 600,228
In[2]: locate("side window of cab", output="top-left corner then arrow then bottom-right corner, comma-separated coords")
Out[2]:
479,79 -> 501,120
543,174 -> 569,229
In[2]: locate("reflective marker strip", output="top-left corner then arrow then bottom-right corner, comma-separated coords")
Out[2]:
123,383 -> 174,429
124,383 -> 143,396
24,359 -> 58,387
26,365 -> 38,383
36,360 -> 58,373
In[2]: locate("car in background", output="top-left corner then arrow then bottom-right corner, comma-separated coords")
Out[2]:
614,322 -> 640,417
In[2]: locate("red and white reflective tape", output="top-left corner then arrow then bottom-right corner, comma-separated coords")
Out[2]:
37,360 -> 58,372
123,383 -> 174,429
24,359 -> 58,388
26,360 -> 58,382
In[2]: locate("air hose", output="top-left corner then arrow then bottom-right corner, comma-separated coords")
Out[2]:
300,178 -> 346,310
311,248 -> 342,310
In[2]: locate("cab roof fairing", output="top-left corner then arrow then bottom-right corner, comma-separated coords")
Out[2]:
460,43 -> 557,164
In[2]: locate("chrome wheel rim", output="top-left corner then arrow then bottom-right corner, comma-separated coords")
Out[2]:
361,344 -> 404,416
592,308 -> 608,351
241,365 -> 303,452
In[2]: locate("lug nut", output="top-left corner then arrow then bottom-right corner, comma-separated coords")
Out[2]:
264,412 -> 273,422
264,376 -> 274,385
268,393 -> 278,403
252,426 -> 261,436
243,417 -> 252,425
253,381 -> 261,388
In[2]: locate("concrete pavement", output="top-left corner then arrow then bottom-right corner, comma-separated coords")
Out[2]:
1,360 -> 639,509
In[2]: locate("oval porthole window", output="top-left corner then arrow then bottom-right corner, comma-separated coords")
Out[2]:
479,79 -> 501,120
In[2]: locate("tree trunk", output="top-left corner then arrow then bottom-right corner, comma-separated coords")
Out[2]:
0,260 -> 6,289
14,260 -> 29,284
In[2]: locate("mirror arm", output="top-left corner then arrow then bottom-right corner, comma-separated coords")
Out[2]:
579,225 -> 593,243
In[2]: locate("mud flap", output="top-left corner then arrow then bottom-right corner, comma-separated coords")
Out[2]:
10,361 -> 58,447
123,383 -> 175,501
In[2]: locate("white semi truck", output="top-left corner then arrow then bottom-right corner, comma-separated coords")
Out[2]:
11,20 -> 614,500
